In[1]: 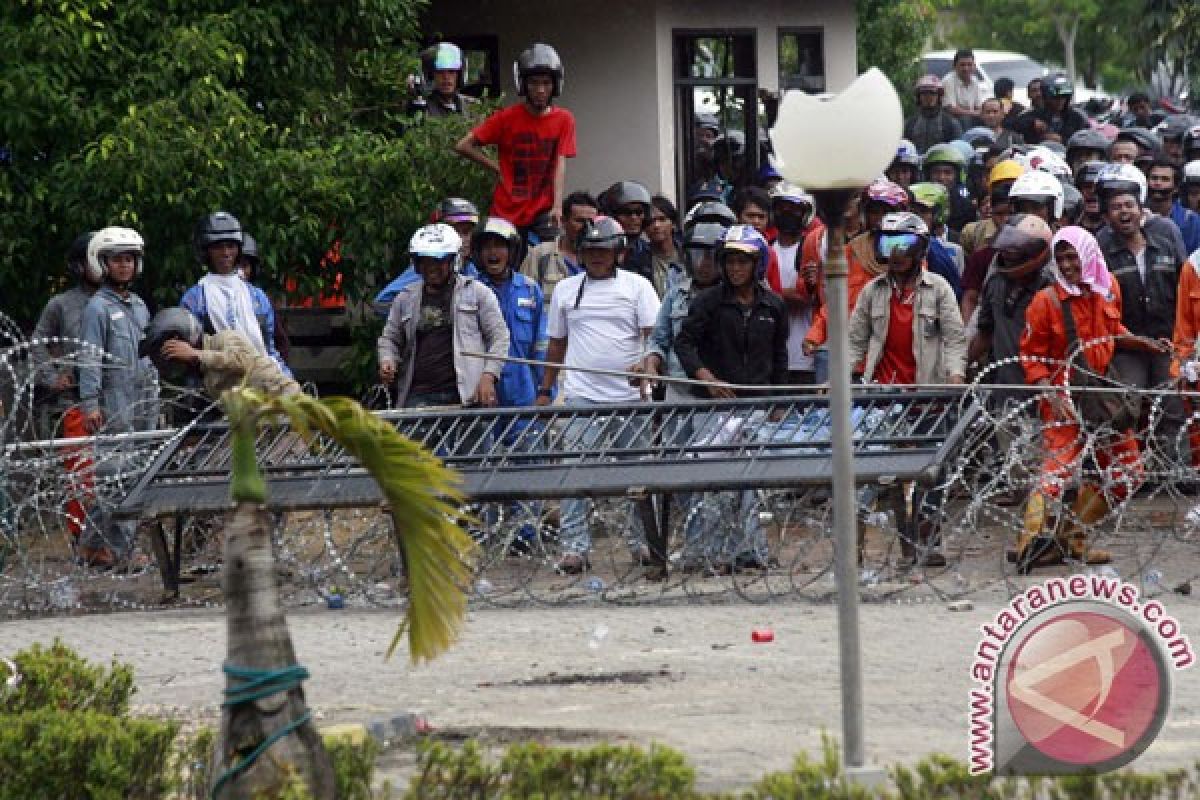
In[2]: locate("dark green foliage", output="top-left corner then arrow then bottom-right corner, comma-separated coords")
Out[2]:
0,0 -> 494,332
406,740 -> 701,799
1,637 -> 135,715
0,708 -> 179,800
856,0 -> 937,114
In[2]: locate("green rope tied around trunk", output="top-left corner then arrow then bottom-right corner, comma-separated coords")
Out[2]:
210,663 -> 312,798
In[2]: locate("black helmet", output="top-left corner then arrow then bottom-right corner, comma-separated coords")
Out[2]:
1061,184 -> 1083,222
682,221 -> 726,274
1156,114 -> 1195,143
602,180 -> 652,214
683,200 -> 737,232
437,197 -> 480,225
576,215 -> 627,251
1043,73 -> 1074,99
241,233 -> 259,263
193,211 -> 243,265
1185,125 -> 1200,159
139,307 -> 203,359
514,42 -> 564,97
529,210 -> 560,244
1065,129 -> 1112,161
1075,160 -> 1109,188
420,42 -> 466,85
66,231 -> 94,279
1115,126 -> 1161,156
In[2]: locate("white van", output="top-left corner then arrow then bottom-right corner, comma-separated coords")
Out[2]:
920,49 -> 1108,109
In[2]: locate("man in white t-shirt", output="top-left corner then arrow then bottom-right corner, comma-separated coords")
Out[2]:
536,215 -> 661,572
765,185 -> 819,383
941,49 -> 988,122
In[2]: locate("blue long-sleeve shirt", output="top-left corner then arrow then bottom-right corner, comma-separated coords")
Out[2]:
180,281 -> 291,377
476,270 -> 548,410
1171,201 -> 1200,256
926,238 -> 963,302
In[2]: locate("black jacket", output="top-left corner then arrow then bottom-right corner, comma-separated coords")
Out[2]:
621,237 -> 655,286
1100,228 -> 1181,340
675,282 -> 789,397
1011,107 -> 1088,144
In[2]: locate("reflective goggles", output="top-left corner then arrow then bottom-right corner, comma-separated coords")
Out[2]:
876,232 -> 922,258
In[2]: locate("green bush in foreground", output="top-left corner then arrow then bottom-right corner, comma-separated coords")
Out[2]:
1,638 -> 135,715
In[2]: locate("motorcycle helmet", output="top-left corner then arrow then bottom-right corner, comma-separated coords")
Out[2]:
514,42 -> 564,97
192,211 -> 242,265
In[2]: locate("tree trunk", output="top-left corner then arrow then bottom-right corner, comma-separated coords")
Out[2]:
210,502 -> 336,799
1055,15 -> 1079,86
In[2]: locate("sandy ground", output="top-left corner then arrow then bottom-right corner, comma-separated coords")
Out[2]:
3,594 -> 1199,792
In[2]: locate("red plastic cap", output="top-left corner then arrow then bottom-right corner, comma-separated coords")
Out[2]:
751,628 -> 775,643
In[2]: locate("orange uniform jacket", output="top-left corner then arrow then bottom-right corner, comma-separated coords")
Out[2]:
804,233 -> 881,349
1020,282 -> 1126,385
1172,256 -> 1200,371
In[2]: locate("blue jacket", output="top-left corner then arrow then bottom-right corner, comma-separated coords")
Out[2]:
926,238 -> 963,301
1171,201 -> 1200,256
180,281 -> 291,377
477,270 -> 548,410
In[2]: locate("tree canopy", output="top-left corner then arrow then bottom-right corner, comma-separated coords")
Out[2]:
856,0 -> 938,111
0,0 -> 492,327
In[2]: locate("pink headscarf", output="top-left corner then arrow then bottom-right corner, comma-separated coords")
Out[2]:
1050,226 -> 1111,297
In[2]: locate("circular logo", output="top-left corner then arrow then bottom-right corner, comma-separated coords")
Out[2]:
1005,608 -> 1170,770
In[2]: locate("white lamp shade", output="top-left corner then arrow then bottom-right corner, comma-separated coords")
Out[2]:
770,68 -> 904,190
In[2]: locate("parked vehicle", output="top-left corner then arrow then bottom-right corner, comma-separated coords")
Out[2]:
920,49 -> 1109,110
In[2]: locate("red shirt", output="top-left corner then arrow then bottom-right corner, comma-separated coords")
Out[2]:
874,292 -> 917,385
472,104 -> 577,226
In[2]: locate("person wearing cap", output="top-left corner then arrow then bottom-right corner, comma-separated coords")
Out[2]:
536,215 -> 660,574
1146,156 -> 1200,254
1017,227 -> 1145,572
940,49 -> 988,122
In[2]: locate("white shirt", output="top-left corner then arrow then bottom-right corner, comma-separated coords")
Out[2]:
548,269 -> 661,402
771,241 -> 815,371
941,71 -> 988,113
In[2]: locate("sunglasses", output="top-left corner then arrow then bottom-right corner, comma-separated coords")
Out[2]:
616,206 -> 646,217
877,233 -> 921,258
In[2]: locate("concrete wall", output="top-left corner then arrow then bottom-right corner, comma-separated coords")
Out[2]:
424,0 -> 855,204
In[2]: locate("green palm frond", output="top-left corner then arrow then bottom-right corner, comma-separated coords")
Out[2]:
225,388 -> 476,664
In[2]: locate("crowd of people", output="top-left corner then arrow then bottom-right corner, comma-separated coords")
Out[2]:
23,40 -> 1200,577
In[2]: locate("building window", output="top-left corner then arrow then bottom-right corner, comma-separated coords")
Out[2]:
779,29 -> 825,93
673,31 -> 758,205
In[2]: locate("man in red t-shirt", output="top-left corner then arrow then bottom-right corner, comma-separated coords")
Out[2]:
455,43 -> 577,231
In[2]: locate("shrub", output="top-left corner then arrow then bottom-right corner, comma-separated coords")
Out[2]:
1,638 -> 135,715
0,707 -> 178,800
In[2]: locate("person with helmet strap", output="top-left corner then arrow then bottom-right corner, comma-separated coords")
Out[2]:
408,42 -> 477,118
1094,163 -> 1187,461
181,212 -> 288,376
377,223 -> 510,410
1007,170 -> 1065,227
802,180 -> 906,359
847,212 -> 965,567
1145,155 -> 1200,254
373,197 -> 484,316
601,180 -> 658,289
886,139 -> 922,188
455,42 -> 576,232
1074,160 -> 1110,234
77,225 -> 158,569
968,214 -> 1054,392
909,181 -> 964,301
1184,160 -> 1200,214
1012,72 -> 1088,145
922,142 -> 977,232
536,215 -> 661,575
30,231 -> 98,543
671,225 -> 784,572
472,217 -> 549,417
1017,226 -> 1145,572
142,307 -> 301,400
904,74 -> 962,155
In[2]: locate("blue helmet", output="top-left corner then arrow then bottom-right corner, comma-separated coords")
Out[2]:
717,224 -> 769,281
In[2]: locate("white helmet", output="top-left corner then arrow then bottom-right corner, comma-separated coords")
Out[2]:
1096,162 -> 1148,206
1009,170 -> 1065,220
1181,160 -> 1200,188
1020,146 -> 1072,181
408,223 -> 462,260
85,226 -> 144,284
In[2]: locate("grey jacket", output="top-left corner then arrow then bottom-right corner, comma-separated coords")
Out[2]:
31,286 -> 95,402
78,287 -> 159,431
849,271 -> 967,384
377,275 -> 510,407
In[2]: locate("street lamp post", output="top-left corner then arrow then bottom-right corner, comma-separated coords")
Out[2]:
770,68 -> 903,777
